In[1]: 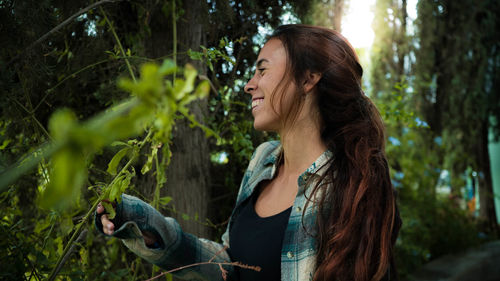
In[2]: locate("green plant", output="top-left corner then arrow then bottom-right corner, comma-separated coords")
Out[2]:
0,60 -> 213,280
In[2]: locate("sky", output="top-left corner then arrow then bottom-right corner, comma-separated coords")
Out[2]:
342,0 -> 418,49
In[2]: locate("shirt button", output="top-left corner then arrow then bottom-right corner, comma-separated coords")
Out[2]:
296,206 -> 302,212
287,251 -> 294,259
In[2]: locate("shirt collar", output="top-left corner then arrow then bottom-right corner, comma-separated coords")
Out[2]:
263,142 -> 333,179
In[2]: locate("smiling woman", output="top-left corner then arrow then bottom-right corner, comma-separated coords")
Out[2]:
96,24 -> 401,281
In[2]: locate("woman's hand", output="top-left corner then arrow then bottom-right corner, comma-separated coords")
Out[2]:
97,201 -> 159,247
97,202 -> 115,235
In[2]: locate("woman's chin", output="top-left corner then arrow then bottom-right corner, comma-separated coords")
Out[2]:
253,121 -> 278,132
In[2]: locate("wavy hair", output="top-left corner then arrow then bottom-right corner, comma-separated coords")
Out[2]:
268,25 -> 401,281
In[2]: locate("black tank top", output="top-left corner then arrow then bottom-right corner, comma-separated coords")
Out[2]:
228,190 -> 292,281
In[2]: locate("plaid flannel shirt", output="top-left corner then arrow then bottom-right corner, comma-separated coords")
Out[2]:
97,140 -> 332,280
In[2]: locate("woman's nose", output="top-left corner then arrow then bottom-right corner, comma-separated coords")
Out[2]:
244,78 -> 256,94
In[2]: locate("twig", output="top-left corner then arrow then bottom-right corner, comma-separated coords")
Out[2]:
172,0 -> 177,81
208,245 -> 229,263
145,245 -> 260,281
48,229 -> 88,281
144,261 -> 261,281
99,6 -> 137,82
6,0 -> 122,67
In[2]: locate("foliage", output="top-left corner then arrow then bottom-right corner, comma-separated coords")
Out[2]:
0,59 -> 211,280
370,0 -> 499,278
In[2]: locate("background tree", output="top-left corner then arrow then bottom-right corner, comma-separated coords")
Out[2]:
414,0 -> 500,233
369,0 -> 500,277
302,0 -> 346,31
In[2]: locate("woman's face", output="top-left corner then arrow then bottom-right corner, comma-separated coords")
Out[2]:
244,39 -> 297,132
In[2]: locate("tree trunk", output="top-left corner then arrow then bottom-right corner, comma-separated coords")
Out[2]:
139,0 -> 211,239
332,0 -> 344,32
477,120 -> 499,235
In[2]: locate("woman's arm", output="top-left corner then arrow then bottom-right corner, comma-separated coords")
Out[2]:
95,194 -> 234,281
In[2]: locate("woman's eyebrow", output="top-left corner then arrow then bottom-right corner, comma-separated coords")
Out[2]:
256,58 -> 269,68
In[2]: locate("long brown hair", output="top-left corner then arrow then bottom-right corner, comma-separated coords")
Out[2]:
269,25 -> 401,281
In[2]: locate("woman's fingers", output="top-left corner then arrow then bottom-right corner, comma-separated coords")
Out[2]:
96,203 -> 105,214
101,214 -> 115,235
97,202 -> 115,235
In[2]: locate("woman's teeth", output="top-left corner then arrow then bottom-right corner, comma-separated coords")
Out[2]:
252,98 -> 264,109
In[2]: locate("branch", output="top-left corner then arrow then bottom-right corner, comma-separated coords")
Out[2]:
47,229 -> 88,281
99,6 -> 136,82
6,0 -> 123,67
144,261 -> 261,281
145,246 -> 261,281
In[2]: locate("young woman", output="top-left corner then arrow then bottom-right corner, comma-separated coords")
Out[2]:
96,24 -> 401,281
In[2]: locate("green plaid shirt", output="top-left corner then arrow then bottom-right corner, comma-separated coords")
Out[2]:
98,141 -> 332,280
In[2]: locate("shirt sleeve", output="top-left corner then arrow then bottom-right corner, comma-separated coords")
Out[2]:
95,194 -> 235,281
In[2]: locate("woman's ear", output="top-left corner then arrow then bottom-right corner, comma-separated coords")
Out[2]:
303,71 -> 322,94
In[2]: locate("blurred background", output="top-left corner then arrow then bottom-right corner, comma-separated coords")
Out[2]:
1,0 -> 499,280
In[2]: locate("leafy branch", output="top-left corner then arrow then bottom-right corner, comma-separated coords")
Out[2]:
7,0 -> 124,67
1,60 -> 214,280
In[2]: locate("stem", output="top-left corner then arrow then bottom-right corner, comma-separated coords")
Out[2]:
49,230 -> 88,281
47,130 -> 153,281
0,142 -> 60,193
172,0 -> 177,81
99,6 -> 137,82
152,149 -> 162,210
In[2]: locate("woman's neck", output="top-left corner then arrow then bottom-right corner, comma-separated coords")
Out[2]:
278,117 -> 327,177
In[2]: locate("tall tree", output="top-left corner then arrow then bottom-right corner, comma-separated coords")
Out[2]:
414,0 -> 500,233
303,0 -> 346,31
370,0 -> 409,98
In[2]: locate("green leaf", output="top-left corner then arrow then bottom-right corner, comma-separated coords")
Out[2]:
159,196 -> 172,205
172,79 -> 187,100
104,169 -> 134,220
48,109 -> 78,141
110,141 -> 131,147
141,144 -> 158,174
0,139 -> 11,150
40,147 -> 87,210
101,201 -> 116,220
107,147 -> 131,175
159,59 -> 177,75
183,64 -> 197,92
194,80 -> 210,99
187,49 -> 203,60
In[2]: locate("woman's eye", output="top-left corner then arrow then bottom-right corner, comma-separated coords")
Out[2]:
258,68 -> 266,75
